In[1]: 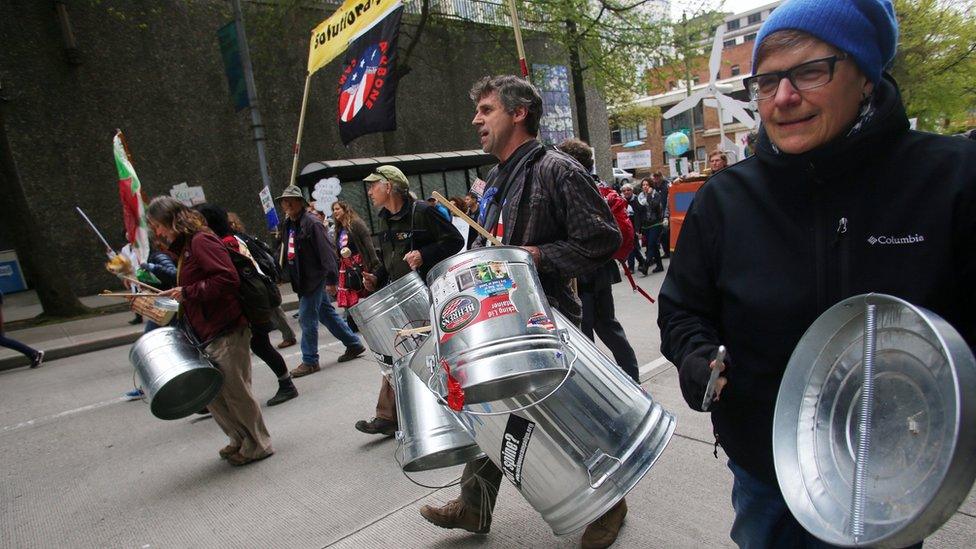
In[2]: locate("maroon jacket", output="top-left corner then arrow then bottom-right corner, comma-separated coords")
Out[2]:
174,231 -> 245,342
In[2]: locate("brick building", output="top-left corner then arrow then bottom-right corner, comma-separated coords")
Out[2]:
611,1 -> 781,179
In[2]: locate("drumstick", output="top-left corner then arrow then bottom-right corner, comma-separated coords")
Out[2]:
393,326 -> 432,336
121,276 -> 161,293
100,291 -> 160,297
431,191 -> 502,246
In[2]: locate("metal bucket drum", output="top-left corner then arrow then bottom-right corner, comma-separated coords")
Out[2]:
774,294 -> 976,548
393,339 -> 485,472
349,271 -> 431,375
128,327 -> 223,420
456,310 -> 676,534
426,246 -> 569,405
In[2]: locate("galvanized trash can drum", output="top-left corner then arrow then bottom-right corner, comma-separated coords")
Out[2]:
458,310 -> 676,535
392,338 -> 485,472
129,327 -> 223,420
349,271 -> 431,376
774,293 -> 976,548
426,247 -> 569,405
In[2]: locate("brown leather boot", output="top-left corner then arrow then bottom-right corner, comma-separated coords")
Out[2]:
419,499 -> 490,534
581,497 -> 627,548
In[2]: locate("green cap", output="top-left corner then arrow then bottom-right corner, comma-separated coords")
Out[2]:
275,184 -> 307,203
363,165 -> 409,194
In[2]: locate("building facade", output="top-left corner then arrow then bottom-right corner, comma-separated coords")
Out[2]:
611,1 -> 781,179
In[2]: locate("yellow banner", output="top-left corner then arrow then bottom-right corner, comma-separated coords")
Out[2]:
307,0 -> 401,75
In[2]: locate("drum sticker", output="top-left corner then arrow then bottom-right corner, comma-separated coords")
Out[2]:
526,312 -> 555,331
438,262 -> 520,343
440,296 -> 480,335
501,414 -> 535,488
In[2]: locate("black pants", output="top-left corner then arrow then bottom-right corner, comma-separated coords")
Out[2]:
580,286 -> 640,383
250,321 -> 288,378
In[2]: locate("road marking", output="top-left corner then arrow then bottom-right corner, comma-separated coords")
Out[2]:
1,397 -> 127,435
1,341 -> 346,436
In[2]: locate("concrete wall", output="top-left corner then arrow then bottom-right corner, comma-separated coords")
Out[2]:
0,0 -> 610,296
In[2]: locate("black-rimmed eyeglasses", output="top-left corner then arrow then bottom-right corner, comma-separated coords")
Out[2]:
744,54 -> 848,101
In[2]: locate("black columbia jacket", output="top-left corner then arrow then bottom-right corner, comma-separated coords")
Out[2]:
658,74 -> 976,484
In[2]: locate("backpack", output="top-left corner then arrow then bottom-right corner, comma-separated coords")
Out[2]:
597,187 -> 635,262
227,250 -> 282,325
237,232 -> 281,283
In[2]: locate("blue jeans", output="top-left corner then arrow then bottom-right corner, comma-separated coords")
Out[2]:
298,286 -> 361,365
0,331 -> 39,360
728,459 -> 922,549
643,226 -> 663,268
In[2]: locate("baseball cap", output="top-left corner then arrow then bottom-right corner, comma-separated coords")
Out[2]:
363,165 -> 409,194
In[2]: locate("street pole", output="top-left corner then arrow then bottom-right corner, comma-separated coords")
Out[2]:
231,0 -> 272,193
682,12 -> 698,168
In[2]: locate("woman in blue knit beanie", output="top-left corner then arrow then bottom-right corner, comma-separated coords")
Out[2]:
659,0 -> 976,547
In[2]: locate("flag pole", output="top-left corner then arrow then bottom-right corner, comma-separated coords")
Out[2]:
507,0 -> 529,80
115,129 -> 134,162
288,73 -> 313,188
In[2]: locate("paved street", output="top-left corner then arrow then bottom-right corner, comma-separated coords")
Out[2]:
1,266 -> 974,548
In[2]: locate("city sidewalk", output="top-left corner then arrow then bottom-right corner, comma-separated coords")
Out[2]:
0,286 -> 301,371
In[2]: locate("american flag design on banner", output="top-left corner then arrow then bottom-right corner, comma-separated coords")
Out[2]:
336,6 -> 402,145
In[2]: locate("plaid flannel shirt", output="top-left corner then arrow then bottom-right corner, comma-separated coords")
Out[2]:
477,140 -> 621,325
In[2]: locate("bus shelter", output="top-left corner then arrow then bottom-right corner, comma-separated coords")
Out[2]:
299,150 -> 496,235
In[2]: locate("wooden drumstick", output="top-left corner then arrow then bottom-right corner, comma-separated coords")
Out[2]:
100,291 -> 159,297
393,326 -> 433,336
431,191 -> 502,246
122,276 -> 161,293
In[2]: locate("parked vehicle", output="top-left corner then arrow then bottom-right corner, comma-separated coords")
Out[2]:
612,167 -> 633,185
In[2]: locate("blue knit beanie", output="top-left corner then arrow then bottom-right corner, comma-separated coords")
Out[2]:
752,0 -> 899,84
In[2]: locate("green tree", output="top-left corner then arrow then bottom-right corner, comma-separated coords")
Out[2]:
891,0 -> 976,132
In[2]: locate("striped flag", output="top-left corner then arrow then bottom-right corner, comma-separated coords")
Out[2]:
113,131 -> 150,265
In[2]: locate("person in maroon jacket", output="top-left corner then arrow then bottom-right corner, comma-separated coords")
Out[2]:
147,197 -> 273,466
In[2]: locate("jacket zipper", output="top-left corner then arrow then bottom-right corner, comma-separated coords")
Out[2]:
810,163 -> 827,311
834,217 -> 851,298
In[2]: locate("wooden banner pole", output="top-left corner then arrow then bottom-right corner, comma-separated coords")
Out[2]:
288,73 -> 314,188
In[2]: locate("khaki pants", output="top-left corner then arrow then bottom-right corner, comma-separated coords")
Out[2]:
206,326 -> 273,459
375,376 -> 397,422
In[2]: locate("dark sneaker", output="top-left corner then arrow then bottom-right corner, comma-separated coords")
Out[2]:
581,498 -> 627,549
419,499 -> 490,534
651,265 -> 664,273
639,264 -> 649,276
30,350 -> 45,369
267,381 -> 299,406
276,338 -> 296,349
124,388 -> 144,400
337,344 -> 366,363
290,363 -> 320,378
354,417 -> 397,436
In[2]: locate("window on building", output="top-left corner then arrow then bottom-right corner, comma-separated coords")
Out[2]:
730,64 -> 741,76
693,76 -> 701,85
727,19 -> 740,31
744,33 -> 757,42
723,39 -> 736,48
696,146 -> 707,161
661,103 -> 704,135
610,122 -> 647,145
747,12 -> 761,24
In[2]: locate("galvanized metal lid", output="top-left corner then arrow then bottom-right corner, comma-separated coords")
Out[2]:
774,293 -> 976,547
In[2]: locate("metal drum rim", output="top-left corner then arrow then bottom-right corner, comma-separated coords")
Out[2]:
348,271 -> 428,325
424,245 -> 535,286
773,293 -> 976,547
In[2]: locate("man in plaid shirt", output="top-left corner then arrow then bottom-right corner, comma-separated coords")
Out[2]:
419,75 -> 625,548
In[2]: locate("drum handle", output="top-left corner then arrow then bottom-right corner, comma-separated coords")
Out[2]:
392,433 -> 464,490
426,329 -> 580,416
